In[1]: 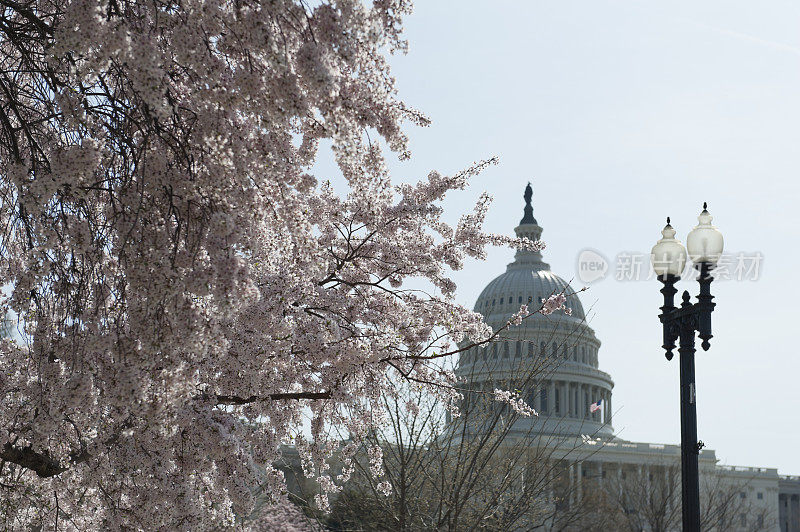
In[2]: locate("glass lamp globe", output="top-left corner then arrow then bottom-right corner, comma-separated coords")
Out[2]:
686,203 -> 724,265
651,218 -> 687,278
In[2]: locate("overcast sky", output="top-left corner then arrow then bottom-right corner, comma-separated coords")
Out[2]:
369,1 -> 800,475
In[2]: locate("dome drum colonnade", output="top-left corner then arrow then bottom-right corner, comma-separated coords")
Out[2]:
456,183 -> 614,437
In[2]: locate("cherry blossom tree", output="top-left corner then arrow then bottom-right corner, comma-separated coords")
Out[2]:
0,0 -> 540,528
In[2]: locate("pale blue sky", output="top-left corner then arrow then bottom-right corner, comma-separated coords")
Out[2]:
376,1 -> 800,474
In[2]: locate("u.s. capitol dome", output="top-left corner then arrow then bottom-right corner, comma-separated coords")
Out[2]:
456,182 -> 614,437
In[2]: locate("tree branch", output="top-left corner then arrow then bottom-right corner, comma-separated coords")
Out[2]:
1,442 -> 66,478
213,391 -> 331,405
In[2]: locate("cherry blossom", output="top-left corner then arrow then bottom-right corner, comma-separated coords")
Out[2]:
541,293 -> 571,315
493,389 -> 539,418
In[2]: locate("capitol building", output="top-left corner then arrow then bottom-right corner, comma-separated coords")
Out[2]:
454,183 -> 800,532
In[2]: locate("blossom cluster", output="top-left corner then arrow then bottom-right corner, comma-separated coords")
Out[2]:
493,389 -> 539,418
541,293 -> 572,316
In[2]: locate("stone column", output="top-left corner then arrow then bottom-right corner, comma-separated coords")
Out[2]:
580,384 -> 585,418
557,381 -> 563,416
568,464 -> 574,506
597,461 -> 603,486
601,390 -> 606,422
576,462 -> 583,501
549,381 -> 555,416
559,382 -> 564,417
569,382 -> 574,418
553,381 -> 564,416
569,382 -> 578,417
583,384 -> 588,419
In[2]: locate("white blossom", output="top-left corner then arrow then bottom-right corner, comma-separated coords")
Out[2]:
493,389 -> 538,417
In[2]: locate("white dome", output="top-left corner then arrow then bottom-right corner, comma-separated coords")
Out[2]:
475,268 -> 586,322
457,182 -> 614,438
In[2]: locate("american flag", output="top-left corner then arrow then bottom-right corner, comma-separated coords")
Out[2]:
589,399 -> 602,413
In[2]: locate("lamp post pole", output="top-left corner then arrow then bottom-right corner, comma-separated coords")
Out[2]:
658,266 -> 714,531
651,206 -> 723,532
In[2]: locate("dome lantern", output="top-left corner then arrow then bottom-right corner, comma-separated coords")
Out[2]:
512,182 -> 547,269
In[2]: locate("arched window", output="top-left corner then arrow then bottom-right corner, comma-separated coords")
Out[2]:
551,342 -> 558,357
540,389 -> 548,413
540,342 -> 546,357
515,341 -> 522,357
500,297 -> 504,305
482,346 -> 487,361
492,299 -> 496,307
528,342 -> 534,357
563,345 -> 568,358
503,342 -> 509,358
492,343 -> 498,359
518,295 -> 522,304
573,346 -> 578,361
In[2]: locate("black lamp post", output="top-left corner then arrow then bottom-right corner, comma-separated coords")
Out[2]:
650,204 -> 724,532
